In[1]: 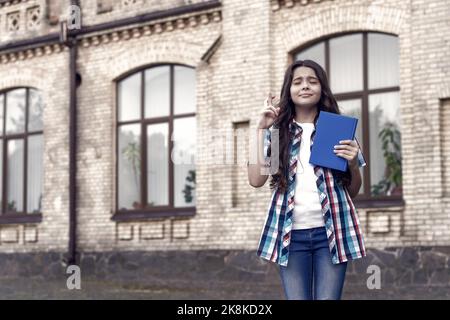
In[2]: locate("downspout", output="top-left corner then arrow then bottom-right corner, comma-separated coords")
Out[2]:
63,0 -> 80,266
68,35 -> 77,265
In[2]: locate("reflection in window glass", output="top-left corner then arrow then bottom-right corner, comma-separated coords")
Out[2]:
173,117 -> 196,207
6,89 -> 26,134
368,33 -> 399,89
338,99 -> 363,148
145,66 -> 170,118
174,66 -> 196,115
27,134 -> 44,213
28,89 -> 44,132
147,123 -> 169,206
7,139 -> 24,213
369,92 -> 401,197
330,34 -> 363,94
118,124 -> 141,209
338,99 -> 364,194
295,42 -> 326,71
118,73 -> 141,122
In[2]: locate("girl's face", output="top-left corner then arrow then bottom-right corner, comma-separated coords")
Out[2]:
290,66 -> 322,109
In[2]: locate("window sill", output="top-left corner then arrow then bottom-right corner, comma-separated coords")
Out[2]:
111,208 -> 196,222
0,214 -> 42,225
353,196 -> 404,209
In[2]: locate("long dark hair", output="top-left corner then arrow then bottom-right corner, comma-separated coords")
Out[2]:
268,59 -> 351,193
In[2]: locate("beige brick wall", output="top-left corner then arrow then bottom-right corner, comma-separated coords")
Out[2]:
0,0 -> 214,45
1,0 -> 450,254
74,8 -> 222,252
0,45 -> 70,252
0,0 -> 62,44
442,99 -> 450,198
408,0 -> 450,245
81,0 -> 213,25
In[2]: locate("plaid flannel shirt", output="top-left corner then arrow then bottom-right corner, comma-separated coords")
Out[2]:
257,117 -> 367,266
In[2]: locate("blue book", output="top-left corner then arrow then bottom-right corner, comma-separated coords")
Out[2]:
309,111 -> 358,172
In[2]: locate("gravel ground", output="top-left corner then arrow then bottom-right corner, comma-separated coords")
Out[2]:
0,278 -> 448,300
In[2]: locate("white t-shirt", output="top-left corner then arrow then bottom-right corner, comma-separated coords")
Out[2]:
292,121 -> 325,230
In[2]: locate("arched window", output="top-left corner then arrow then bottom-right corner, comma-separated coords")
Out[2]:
0,88 -> 44,222
295,32 -> 402,202
115,64 -> 196,219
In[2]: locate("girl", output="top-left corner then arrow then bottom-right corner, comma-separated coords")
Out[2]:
248,60 -> 367,300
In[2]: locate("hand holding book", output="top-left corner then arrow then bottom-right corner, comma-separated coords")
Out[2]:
333,139 -> 360,170
309,111 -> 360,172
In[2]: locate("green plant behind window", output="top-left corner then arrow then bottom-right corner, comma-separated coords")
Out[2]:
371,122 -> 402,196
183,169 -> 196,203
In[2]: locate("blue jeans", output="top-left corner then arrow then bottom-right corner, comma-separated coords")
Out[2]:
278,226 -> 347,300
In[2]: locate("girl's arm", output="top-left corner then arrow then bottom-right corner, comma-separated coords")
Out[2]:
247,128 -> 269,188
347,164 -> 363,198
334,139 -> 364,198
249,94 -> 279,188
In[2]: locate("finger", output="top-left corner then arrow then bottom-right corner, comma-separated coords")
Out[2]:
265,97 -> 275,107
261,105 -> 273,115
334,148 -> 353,154
334,145 -> 358,152
273,98 -> 281,106
344,150 -> 357,156
263,106 -> 276,114
336,152 -> 355,161
339,140 -> 357,146
268,106 -> 279,116
262,109 -> 277,118
334,150 -> 356,157
335,153 -> 351,160
269,96 -> 278,107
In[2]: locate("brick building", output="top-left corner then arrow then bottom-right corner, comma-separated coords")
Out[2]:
0,0 -> 449,299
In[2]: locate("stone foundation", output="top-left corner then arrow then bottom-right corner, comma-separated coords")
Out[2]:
0,246 -> 448,299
